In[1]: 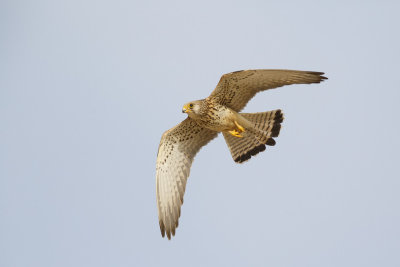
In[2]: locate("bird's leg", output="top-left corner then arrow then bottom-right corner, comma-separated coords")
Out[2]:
228,121 -> 245,138
229,129 -> 243,138
234,121 -> 245,133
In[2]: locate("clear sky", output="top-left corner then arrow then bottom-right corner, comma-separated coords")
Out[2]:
1,0 -> 399,266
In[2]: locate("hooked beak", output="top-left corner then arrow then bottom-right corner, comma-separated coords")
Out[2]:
182,108 -> 187,113
182,104 -> 189,113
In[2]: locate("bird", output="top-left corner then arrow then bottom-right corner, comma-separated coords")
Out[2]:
156,69 -> 327,239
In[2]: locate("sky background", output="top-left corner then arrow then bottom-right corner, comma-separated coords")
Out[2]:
1,0 -> 400,266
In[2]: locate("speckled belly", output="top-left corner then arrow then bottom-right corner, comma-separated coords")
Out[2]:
194,107 -> 236,132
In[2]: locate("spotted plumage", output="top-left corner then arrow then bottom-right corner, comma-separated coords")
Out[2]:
156,69 -> 327,239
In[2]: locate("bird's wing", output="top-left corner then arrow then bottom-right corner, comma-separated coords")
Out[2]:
209,69 -> 327,112
156,117 -> 218,239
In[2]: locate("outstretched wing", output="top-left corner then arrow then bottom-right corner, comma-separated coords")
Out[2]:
156,118 -> 218,239
209,69 -> 327,112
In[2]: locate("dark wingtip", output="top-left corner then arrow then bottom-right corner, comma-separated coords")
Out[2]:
307,71 -> 328,82
160,221 -> 165,238
317,72 -> 328,81
166,231 -> 171,240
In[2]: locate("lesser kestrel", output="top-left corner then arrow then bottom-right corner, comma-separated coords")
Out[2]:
156,69 -> 327,239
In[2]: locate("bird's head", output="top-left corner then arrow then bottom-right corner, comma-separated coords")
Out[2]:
182,100 -> 202,116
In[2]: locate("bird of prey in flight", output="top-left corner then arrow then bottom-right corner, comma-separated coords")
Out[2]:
156,69 -> 327,239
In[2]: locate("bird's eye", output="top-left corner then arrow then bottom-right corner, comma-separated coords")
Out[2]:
189,103 -> 194,108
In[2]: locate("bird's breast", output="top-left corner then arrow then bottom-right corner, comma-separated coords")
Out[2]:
193,105 -> 237,132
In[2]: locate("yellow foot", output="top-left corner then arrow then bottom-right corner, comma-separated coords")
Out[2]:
234,121 -> 245,132
229,129 -> 243,138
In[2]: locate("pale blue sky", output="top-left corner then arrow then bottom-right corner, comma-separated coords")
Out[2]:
1,0 -> 399,266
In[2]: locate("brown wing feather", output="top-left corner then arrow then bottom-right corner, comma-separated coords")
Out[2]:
209,69 -> 327,111
156,118 -> 218,239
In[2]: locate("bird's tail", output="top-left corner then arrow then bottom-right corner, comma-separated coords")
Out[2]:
223,109 -> 284,163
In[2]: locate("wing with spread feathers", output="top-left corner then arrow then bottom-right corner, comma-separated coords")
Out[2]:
156,118 -> 217,239
209,69 -> 327,111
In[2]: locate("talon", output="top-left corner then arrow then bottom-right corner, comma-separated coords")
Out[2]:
234,121 -> 245,132
229,130 -> 243,138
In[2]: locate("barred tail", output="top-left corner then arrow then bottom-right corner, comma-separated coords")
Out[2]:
223,109 -> 284,163
242,109 -> 283,139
